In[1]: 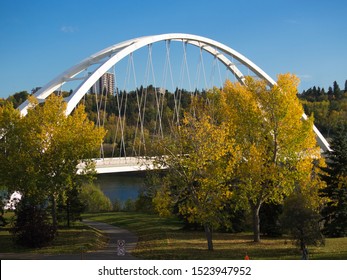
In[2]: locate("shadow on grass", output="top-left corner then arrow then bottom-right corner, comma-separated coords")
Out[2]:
0,223 -> 107,255
84,212 -> 347,260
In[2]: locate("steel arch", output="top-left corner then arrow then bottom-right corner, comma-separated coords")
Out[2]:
18,33 -> 330,152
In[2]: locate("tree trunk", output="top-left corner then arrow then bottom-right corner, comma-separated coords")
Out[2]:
252,204 -> 261,242
204,224 -> 214,251
66,201 -> 71,228
51,194 -> 58,230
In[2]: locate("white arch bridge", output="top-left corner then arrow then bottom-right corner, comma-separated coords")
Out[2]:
18,33 -> 330,174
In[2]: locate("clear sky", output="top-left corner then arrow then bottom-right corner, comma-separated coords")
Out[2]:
0,0 -> 346,98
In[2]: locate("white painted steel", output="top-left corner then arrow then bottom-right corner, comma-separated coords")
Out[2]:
18,33 -> 330,152
77,157 -> 159,174
18,33 -> 275,115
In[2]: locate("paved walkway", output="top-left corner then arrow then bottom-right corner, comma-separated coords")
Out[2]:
78,219 -> 138,260
0,220 -> 138,260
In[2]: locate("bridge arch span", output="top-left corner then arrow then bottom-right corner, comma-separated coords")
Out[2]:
18,33 -> 330,152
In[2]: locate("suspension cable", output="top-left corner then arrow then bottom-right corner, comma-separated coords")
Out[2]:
132,48 -> 147,157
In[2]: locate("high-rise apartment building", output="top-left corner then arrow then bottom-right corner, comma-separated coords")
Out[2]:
89,72 -> 114,95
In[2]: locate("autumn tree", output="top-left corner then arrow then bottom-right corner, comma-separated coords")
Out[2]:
222,74 -> 320,242
22,96 -> 105,228
153,96 -> 239,250
0,95 -> 105,243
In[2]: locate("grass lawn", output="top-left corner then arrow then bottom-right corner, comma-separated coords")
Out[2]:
83,212 -> 347,260
0,212 -> 107,256
2,211 -> 347,259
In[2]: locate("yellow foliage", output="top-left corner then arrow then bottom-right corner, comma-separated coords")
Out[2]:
0,94 -> 106,200
153,73 -> 323,231
222,74 -> 321,206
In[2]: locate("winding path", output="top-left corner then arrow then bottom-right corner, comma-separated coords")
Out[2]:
0,220 -> 138,260
80,219 -> 138,260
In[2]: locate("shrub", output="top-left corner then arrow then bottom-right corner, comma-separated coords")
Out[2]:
123,198 -> 136,212
281,193 -> 325,250
80,183 -> 112,212
11,197 -> 55,248
135,193 -> 155,213
113,198 -> 123,212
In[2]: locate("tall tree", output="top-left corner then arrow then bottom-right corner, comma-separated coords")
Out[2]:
333,81 -> 342,99
320,124 -> 347,237
222,74 -> 320,242
0,95 -> 105,233
153,96 -> 239,250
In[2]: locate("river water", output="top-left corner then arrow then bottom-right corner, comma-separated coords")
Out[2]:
95,172 -> 147,203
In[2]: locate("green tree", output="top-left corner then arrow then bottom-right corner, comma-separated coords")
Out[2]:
0,185 -> 8,227
6,91 -> 29,108
223,74 -> 320,242
11,196 -> 56,248
79,183 -> 112,212
57,181 -> 86,227
320,124 -> 347,237
333,81 -> 342,99
281,192 -> 325,259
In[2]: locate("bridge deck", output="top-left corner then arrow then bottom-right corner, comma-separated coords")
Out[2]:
77,157 -> 157,174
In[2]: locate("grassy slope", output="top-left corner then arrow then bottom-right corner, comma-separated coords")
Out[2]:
0,212 -> 107,255
83,212 -> 347,260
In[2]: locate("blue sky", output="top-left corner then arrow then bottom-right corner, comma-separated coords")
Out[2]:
0,0 -> 346,98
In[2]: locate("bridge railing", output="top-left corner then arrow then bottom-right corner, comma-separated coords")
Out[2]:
77,156 -> 163,174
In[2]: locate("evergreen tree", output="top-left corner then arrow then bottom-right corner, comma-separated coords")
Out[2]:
11,196 -> 55,248
57,184 -> 86,227
281,192 -> 324,257
320,124 -> 347,237
327,86 -> 334,99
333,81 -> 342,99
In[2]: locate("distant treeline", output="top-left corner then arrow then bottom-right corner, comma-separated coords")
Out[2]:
298,80 -> 347,139
2,79 -> 347,143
